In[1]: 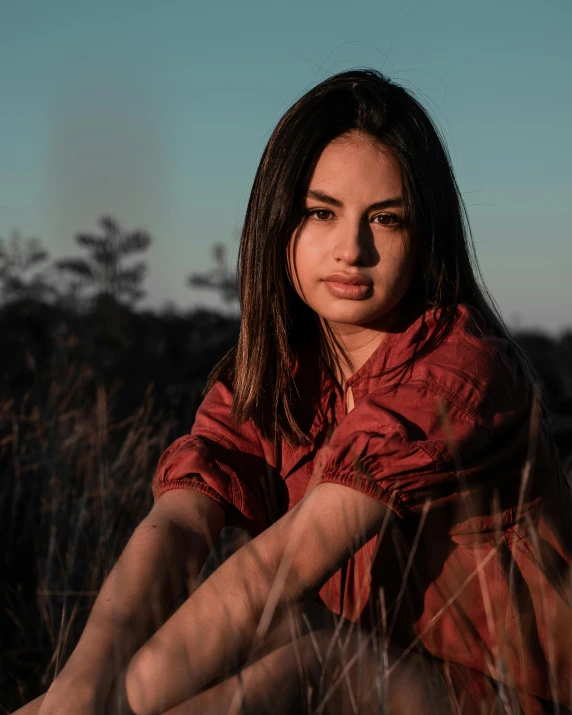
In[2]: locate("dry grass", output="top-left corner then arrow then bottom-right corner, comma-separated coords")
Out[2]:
2,364 -> 572,714
0,362 -> 184,711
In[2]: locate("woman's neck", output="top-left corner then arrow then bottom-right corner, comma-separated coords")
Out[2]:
319,293 -> 425,384
322,322 -> 393,386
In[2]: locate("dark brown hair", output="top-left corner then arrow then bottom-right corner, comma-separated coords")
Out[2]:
204,68 -> 537,447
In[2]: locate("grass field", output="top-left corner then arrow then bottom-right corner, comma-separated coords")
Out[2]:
2,300 -> 572,714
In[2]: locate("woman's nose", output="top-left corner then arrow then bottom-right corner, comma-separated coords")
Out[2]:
332,221 -> 370,265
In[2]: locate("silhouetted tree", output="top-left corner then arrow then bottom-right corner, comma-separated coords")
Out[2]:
0,232 -> 54,305
188,242 -> 238,304
56,216 -> 151,306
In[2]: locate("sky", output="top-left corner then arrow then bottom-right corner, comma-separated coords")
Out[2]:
1,0 -> 570,332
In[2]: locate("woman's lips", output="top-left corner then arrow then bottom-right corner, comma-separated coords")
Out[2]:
323,280 -> 373,300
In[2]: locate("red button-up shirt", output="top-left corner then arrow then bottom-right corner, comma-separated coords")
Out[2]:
153,304 -> 572,708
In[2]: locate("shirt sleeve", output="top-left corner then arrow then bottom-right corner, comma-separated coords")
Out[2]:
152,377 -> 272,534
311,378 -> 531,523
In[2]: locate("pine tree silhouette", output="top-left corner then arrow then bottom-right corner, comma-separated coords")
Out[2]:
188,242 -> 238,304
56,216 -> 151,306
0,231 -> 54,305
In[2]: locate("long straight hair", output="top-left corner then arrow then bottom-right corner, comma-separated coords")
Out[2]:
204,68 -> 537,448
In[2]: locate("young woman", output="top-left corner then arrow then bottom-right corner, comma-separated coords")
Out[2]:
19,69 -> 572,715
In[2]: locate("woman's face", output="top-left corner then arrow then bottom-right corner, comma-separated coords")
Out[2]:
287,131 -> 414,332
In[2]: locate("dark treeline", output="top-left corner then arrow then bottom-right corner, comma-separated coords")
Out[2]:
1,217 -> 571,710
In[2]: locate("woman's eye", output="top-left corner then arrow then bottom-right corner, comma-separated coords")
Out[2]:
307,209 -> 333,220
373,213 -> 401,226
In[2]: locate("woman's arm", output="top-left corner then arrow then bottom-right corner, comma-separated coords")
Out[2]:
125,482 -> 388,715
36,489 -> 225,714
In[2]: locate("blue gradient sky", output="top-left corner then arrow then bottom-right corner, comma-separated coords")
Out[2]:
1,0 -> 570,331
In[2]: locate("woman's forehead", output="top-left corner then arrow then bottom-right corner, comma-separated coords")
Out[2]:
308,134 -> 402,201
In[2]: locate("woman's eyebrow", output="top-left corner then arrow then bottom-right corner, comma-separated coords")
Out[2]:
306,189 -> 403,211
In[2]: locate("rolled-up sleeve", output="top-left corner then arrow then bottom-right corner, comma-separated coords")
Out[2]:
152,378 -> 271,533
312,379 -> 528,521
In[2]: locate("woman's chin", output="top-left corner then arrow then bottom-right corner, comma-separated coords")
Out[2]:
317,307 -> 390,328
